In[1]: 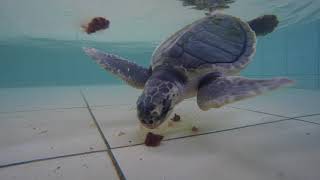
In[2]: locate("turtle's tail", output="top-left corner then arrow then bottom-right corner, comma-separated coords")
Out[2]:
83,47 -> 151,89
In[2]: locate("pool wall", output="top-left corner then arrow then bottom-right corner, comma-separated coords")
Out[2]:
0,20 -> 319,89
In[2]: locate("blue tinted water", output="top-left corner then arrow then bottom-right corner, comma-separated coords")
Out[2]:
0,0 -> 320,89
1,20 -> 319,89
0,39 -> 156,87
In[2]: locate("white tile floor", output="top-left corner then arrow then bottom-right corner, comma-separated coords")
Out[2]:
0,86 -> 86,113
230,88 -> 320,118
0,85 -> 319,180
0,152 -> 119,180
0,108 -> 106,165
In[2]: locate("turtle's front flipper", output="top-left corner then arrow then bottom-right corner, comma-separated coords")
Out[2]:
248,15 -> 279,36
83,47 -> 151,89
197,74 -> 293,111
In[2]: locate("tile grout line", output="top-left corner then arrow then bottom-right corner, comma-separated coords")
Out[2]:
0,150 -> 108,169
165,118 -> 296,141
291,113 -> 320,119
292,119 -> 320,126
111,118 -> 293,150
80,90 -> 126,180
229,106 -> 320,120
229,106 -> 290,118
0,106 -> 87,114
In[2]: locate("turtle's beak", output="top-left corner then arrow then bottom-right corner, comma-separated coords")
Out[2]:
141,108 -> 174,129
140,120 -> 163,129
140,117 -> 169,129
141,123 -> 157,129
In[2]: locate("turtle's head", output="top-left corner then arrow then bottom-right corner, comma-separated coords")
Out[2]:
136,78 -> 182,129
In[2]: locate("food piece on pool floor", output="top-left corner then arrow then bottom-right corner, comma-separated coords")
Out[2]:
171,114 -> 181,122
82,17 -> 110,34
191,126 -> 199,132
144,132 -> 164,147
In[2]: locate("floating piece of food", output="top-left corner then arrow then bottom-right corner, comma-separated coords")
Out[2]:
82,17 -> 110,34
191,126 -> 199,132
171,114 -> 181,122
144,132 -> 164,147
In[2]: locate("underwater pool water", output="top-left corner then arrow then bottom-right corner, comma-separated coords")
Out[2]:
0,0 -> 320,89
1,21 -> 319,89
1,1 -> 320,180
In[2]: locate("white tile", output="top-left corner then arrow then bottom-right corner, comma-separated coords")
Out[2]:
0,152 -> 119,180
0,108 -> 106,166
231,88 -> 320,117
113,120 -> 320,180
0,86 -> 85,113
91,100 -> 282,148
81,85 -> 141,107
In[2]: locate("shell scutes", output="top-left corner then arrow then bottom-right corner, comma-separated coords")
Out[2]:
151,13 -> 256,73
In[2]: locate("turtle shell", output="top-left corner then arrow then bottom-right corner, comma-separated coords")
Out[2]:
151,13 -> 256,75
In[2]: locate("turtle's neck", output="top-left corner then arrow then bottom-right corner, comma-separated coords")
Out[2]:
151,66 -> 187,83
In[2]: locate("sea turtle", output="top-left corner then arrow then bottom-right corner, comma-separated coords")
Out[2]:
83,13 -> 293,129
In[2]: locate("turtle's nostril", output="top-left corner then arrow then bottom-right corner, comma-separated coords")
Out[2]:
148,120 -> 154,124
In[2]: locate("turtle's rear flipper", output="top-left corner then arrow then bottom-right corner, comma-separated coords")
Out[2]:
83,47 -> 151,89
248,15 -> 279,36
197,75 -> 293,111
